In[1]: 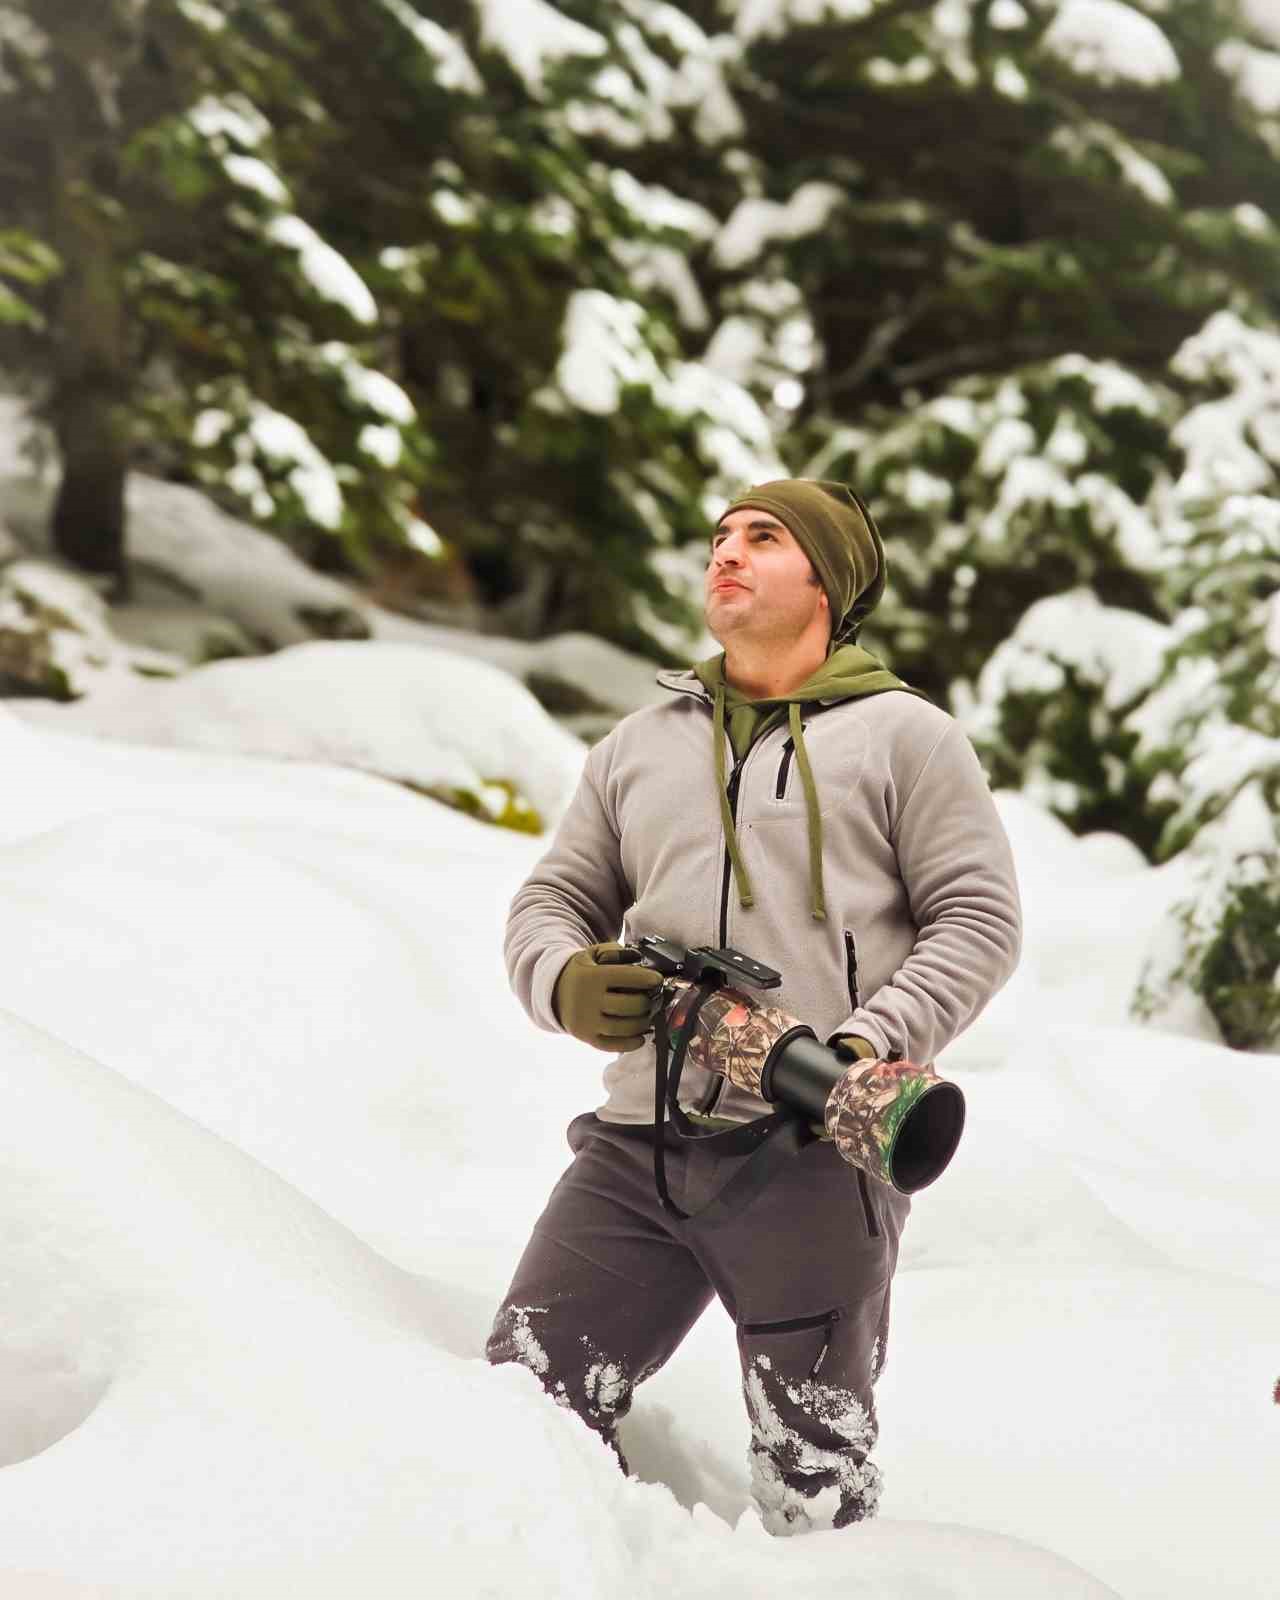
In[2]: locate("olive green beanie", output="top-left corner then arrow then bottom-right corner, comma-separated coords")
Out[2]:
716,478 -> 886,644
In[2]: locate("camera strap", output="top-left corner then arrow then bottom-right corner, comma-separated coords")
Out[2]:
652,981 -> 816,1226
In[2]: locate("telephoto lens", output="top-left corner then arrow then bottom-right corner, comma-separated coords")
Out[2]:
761,1034 -> 964,1194
634,935 -> 965,1195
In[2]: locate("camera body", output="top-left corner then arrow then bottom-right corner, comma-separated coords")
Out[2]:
633,934 -> 782,992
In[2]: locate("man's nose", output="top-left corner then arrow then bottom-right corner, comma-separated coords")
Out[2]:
712,534 -> 745,567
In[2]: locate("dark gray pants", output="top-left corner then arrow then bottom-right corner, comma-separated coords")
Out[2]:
486,1113 -> 909,1534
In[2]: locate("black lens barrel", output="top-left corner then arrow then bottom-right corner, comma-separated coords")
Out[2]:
759,1028 -> 840,1119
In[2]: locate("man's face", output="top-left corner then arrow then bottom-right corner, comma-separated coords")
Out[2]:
704,508 -> 829,646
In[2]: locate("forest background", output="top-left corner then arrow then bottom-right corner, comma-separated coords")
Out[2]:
3,0 -> 1280,1051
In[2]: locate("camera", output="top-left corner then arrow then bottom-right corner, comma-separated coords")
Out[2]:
631,934 -> 965,1195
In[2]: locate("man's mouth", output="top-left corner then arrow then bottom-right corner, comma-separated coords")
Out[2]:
711,579 -> 746,592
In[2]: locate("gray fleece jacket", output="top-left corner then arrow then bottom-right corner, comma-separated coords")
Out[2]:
504,667 -> 1022,1126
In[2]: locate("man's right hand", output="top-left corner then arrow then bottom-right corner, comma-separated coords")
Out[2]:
552,942 -> 665,1053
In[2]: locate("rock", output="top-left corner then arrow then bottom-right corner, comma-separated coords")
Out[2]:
0,561 -> 182,699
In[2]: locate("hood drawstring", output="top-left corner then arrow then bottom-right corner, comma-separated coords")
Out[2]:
713,681 -> 755,909
712,683 -> 827,924
789,701 -> 826,922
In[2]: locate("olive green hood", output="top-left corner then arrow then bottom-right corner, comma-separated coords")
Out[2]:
691,645 -> 928,922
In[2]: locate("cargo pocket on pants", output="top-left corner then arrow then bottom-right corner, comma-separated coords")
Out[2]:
738,1308 -> 843,1380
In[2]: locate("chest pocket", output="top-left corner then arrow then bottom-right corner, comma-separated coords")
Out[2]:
765,717 -> 868,819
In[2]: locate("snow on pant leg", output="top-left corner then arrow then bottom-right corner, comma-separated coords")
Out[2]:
486,1113 -> 714,1467
683,1138 -> 909,1536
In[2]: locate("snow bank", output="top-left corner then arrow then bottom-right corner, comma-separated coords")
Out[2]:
371,609 -> 671,725
0,467 -> 370,653
0,721 -> 1152,1600
12,639 -> 586,831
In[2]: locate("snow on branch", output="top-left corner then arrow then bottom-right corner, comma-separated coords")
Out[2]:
265,216 -> 378,327
1040,0 -> 1180,87
380,0 -> 482,95
475,0 -> 607,96
712,184 -> 844,271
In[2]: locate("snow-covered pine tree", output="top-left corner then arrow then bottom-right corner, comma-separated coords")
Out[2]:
689,0 -> 1279,661
0,0 -> 431,588
360,0 -> 782,656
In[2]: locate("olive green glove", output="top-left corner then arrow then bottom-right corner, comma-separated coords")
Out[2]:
831,1033 -> 879,1062
552,942 -> 665,1053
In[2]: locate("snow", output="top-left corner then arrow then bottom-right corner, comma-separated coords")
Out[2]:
15,640 -> 585,829
0,560 -> 180,695
432,187 -> 478,225
475,0 -> 607,96
993,57 -> 1028,98
1051,354 -> 1162,415
614,242 -> 710,329
318,343 -> 416,424
358,423 -> 402,467
556,290 -> 664,415
553,292 -> 783,487
1238,0 -> 1280,49
1216,37 -> 1280,117
607,170 -> 717,240
960,589 -> 1172,797
713,184 -> 844,271
246,404 -> 345,529
1267,589 -> 1280,657
867,56 -> 935,87
1040,0 -> 1180,86
704,315 -> 768,385
1049,122 -> 1172,205
734,0 -> 874,45
0,6 -> 48,98
380,0 -> 483,94
0,650 -> 1276,1596
222,154 -> 291,205
189,93 -> 271,148
989,0 -> 1027,28
174,0 -> 226,29
977,417 -> 1036,477
265,215 -> 379,327
1233,201 -> 1271,235
1168,314 -> 1280,501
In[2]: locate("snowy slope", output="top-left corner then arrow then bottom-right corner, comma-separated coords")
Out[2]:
0,689 -> 1276,1599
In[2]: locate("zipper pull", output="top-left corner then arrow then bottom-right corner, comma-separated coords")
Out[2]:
808,1309 -> 841,1378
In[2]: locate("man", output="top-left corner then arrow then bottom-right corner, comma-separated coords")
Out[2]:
488,479 -> 1021,1533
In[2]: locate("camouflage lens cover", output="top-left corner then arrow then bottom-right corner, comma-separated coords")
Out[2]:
663,979 -> 802,1099
823,1059 -> 948,1190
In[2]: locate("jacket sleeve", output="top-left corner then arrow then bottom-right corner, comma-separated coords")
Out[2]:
826,720 -> 1022,1065
504,738 -> 632,1034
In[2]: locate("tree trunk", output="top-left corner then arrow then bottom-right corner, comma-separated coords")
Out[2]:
46,3 -> 140,593
50,384 -> 130,582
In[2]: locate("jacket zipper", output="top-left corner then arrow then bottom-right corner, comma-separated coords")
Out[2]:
718,758 -> 743,948
843,929 -> 861,1010
740,1308 -> 842,1378
856,1168 -> 881,1238
775,737 -> 794,799
700,753 -> 745,1113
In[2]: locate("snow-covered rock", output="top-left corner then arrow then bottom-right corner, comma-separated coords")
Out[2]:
0,468 -> 371,653
12,638 -> 587,833
0,560 -> 181,698
370,607 -> 671,730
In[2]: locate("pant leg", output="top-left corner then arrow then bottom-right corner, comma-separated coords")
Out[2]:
486,1114 -> 714,1465
682,1137 -> 909,1536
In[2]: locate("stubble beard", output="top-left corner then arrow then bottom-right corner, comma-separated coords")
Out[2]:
706,587 -> 820,654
